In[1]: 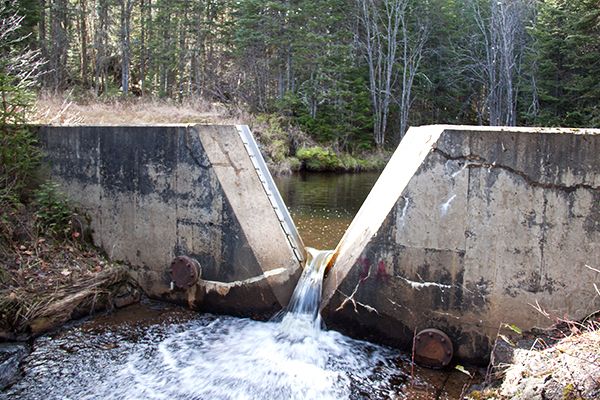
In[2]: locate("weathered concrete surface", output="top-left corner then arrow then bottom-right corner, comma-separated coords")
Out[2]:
38,125 -> 303,318
322,125 -> 600,363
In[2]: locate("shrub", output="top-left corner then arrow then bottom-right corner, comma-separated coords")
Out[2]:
0,126 -> 41,203
296,146 -> 343,171
33,182 -> 73,238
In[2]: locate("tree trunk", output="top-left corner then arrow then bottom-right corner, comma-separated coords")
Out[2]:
178,10 -> 187,102
356,0 -> 406,148
79,0 -> 89,87
38,0 -> 47,80
140,0 -> 146,96
119,0 -> 133,95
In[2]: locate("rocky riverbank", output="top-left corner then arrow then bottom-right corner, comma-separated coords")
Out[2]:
468,317 -> 600,400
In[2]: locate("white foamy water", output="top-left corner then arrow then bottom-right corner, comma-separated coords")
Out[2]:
107,317 -> 399,400
4,250 -> 420,400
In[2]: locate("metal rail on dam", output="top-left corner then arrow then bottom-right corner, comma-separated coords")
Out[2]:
39,124 -> 600,363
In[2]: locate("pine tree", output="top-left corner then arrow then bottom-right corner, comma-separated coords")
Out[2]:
533,0 -> 600,127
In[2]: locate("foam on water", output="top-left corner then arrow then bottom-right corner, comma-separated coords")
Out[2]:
4,250 -> 419,399
5,314 -> 410,400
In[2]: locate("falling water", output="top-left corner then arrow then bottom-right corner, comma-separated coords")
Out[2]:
276,247 -> 334,338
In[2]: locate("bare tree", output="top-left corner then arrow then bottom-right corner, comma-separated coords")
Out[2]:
397,11 -> 428,140
356,0 -> 403,147
355,0 -> 428,147
0,1 -> 45,123
118,0 -> 134,95
468,0 -> 534,126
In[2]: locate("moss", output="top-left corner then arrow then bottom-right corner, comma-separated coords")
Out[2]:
295,146 -> 390,172
562,383 -> 585,400
466,389 -> 502,399
296,146 -> 342,171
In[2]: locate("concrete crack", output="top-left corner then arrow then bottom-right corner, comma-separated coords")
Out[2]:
396,274 -> 452,290
335,266 -> 373,313
387,297 -> 414,315
434,148 -> 600,193
336,289 -> 379,314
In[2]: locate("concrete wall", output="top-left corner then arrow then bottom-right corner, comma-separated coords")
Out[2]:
322,125 -> 600,363
38,125 -> 303,318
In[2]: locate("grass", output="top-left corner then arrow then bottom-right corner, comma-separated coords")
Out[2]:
32,92 -> 241,126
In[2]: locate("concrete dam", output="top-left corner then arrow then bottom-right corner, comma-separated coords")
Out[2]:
39,124 -> 600,364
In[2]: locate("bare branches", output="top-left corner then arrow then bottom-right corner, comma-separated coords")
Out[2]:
398,12 -> 428,140
463,0 -> 535,126
355,0 -> 427,146
0,0 -> 45,124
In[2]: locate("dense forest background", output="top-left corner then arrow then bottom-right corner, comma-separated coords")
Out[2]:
2,0 -> 600,152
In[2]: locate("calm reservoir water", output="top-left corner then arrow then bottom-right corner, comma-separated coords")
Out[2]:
3,172 -> 472,399
274,172 -> 381,249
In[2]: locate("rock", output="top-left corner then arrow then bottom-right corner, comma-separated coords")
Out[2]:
0,342 -> 29,390
113,285 -> 141,309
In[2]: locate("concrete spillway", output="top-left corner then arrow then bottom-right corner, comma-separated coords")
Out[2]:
39,124 -> 600,363
39,125 -> 304,317
321,125 -> 600,363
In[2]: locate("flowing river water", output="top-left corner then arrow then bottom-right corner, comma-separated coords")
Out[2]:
3,173 -> 473,399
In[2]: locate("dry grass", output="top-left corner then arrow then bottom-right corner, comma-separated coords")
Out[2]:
30,93 -> 311,175
498,320 -> 600,399
0,266 -> 133,339
31,93 -> 250,126
0,207 -> 138,339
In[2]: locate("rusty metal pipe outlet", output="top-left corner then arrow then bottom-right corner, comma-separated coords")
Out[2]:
170,256 -> 202,290
414,328 -> 454,369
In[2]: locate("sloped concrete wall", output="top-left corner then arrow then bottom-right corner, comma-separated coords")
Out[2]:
38,125 -> 303,317
322,125 -> 600,363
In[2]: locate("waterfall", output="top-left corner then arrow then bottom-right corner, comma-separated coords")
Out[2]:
276,248 -> 334,337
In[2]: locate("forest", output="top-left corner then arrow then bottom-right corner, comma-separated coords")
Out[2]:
1,0 -> 600,153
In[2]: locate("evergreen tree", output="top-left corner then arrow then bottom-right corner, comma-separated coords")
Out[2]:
533,0 -> 600,127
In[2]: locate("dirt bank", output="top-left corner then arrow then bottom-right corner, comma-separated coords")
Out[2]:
1,206 -> 139,341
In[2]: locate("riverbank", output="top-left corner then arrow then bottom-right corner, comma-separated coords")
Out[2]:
0,175 -> 139,342
32,94 -> 390,175
467,316 -> 600,400
0,210 -> 139,341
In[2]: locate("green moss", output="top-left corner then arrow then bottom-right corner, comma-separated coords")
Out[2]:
296,146 -> 390,172
296,146 -> 341,171
465,389 -> 502,400
562,383 -> 584,400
